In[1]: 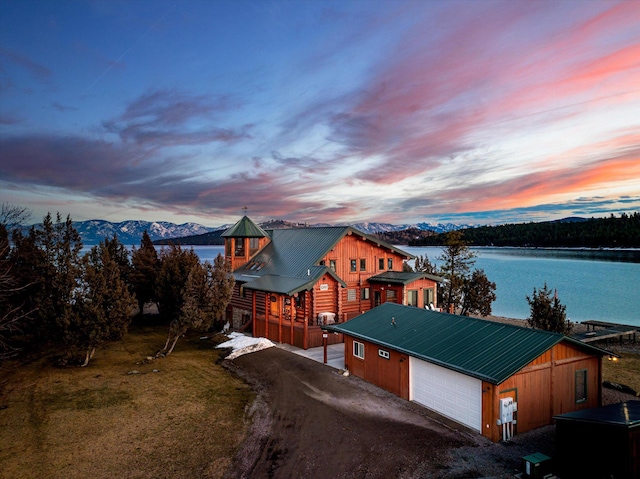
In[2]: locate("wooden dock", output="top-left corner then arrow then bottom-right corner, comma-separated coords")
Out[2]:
573,320 -> 637,344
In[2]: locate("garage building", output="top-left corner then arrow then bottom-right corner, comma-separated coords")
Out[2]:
324,302 -> 612,442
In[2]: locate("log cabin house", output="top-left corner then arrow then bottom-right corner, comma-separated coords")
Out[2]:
324,302 -> 613,443
223,216 -> 442,349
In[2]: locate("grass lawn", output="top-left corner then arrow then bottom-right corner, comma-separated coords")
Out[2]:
0,321 -> 254,479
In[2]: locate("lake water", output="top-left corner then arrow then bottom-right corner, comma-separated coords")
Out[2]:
403,246 -> 640,327
154,244 -> 640,328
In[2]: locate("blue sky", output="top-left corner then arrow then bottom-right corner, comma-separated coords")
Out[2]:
1,0 -> 639,227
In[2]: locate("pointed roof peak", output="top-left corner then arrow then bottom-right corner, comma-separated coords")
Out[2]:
222,215 -> 268,238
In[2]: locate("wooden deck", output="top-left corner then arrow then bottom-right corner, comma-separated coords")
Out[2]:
573,320 -> 637,344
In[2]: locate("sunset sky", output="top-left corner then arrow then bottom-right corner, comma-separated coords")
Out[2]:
1,0 -> 639,227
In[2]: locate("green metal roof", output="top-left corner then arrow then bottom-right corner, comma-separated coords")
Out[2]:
233,225 -> 411,295
222,216 -> 268,238
368,271 -> 444,285
324,302 -> 610,385
240,266 -> 346,295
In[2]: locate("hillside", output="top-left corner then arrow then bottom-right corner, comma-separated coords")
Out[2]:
411,213 -> 640,248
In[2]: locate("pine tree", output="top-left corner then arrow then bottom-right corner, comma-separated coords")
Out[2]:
460,269 -> 496,317
155,244 -> 200,321
414,254 -> 437,275
130,231 -> 160,315
73,239 -> 136,366
438,231 -> 477,312
526,283 -> 571,334
158,253 -> 234,356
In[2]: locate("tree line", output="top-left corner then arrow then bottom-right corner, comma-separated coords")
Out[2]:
410,213 -> 640,248
0,204 -> 234,365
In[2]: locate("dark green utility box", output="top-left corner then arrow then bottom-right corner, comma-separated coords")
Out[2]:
522,452 -> 552,479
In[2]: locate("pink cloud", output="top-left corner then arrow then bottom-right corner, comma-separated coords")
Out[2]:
423,133 -> 640,214
306,1 -> 639,189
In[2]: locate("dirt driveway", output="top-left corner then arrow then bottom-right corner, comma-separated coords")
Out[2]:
221,347 -> 554,479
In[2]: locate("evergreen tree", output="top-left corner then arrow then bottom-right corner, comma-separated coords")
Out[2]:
526,283 -> 571,334
438,231 -> 477,312
11,213 -> 84,345
8,227 -> 45,340
460,269 -> 496,317
130,231 -> 160,315
46,213 -> 84,352
72,239 -> 136,366
155,244 -> 200,321
158,253 -> 234,356
413,254 -> 437,275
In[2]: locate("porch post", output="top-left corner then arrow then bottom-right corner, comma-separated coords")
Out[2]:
290,296 -> 294,345
304,291 -> 309,350
265,294 -> 269,339
278,296 -> 282,343
323,333 -> 328,364
252,291 -> 256,333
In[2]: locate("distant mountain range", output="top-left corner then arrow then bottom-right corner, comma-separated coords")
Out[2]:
22,218 -> 472,245
19,220 -> 217,245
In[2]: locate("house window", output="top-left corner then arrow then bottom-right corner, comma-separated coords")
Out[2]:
361,288 -> 370,300
386,289 -> 397,302
575,369 -> 587,404
350,259 -> 357,272
424,288 -> 434,307
347,289 -> 357,301
249,237 -> 260,254
360,258 -> 366,271
330,260 -> 336,271
407,290 -> 418,306
379,258 -> 384,270
387,258 -> 393,270
225,240 -> 231,256
319,260 -> 326,266
378,349 -> 390,360
353,341 -> 364,359
235,238 -> 245,256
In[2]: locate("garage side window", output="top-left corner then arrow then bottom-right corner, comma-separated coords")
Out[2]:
353,341 -> 364,359
575,369 -> 587,404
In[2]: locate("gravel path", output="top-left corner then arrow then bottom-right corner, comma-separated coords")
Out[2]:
221,315 -> 639,479
221,346 -> 639,479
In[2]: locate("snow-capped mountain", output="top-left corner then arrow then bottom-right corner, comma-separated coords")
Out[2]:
350,222 -> 471,235
21,218 -> 470,245
71,220 -> 217,245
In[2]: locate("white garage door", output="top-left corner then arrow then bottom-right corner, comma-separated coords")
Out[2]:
410,356 -> 482,432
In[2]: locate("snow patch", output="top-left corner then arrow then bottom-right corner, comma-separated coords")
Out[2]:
216,332 -> 274,359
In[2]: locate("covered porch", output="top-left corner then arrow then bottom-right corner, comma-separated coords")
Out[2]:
253,313 -> 344,349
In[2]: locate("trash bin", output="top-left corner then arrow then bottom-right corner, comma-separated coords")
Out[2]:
522,452 -> 552,479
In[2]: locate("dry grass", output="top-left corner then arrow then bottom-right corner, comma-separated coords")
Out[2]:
602,350 -> 640,395
0,322 -> 254,479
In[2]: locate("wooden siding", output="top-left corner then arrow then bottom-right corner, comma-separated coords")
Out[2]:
312,274 -> 341,321
322,233 -> 408,318
370,278 -> 438,309
344,336 -> 409,399
342,333 -> 603,443
480,341 -> 601,442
